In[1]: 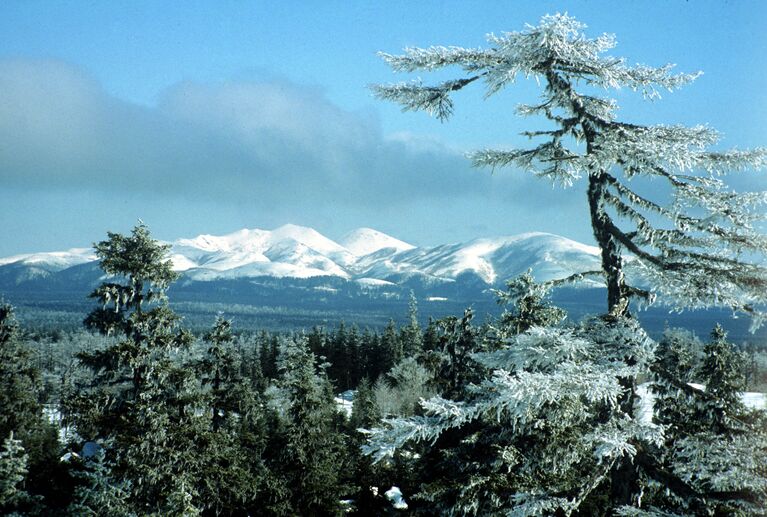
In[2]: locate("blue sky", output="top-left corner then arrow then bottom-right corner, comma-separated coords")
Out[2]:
1,1 -> 765,255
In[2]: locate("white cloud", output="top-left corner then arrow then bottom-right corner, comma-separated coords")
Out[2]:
0,59 -> 571,208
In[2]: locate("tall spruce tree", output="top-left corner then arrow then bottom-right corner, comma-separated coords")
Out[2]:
69,223 -> 200,513
196,316 -> 275,515
277,336 -> 345,515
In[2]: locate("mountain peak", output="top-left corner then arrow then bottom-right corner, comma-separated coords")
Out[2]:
339,227 -> 415,256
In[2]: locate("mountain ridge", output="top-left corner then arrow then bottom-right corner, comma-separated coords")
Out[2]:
0,224 -> 602,288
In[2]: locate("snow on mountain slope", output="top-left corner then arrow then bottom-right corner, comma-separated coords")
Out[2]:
184,261 -> 342,281
354,233 -> 602,285
172,224 -> 355,275
340,228 -> 415,256
271,224 -> 354,264
0,226 -> 603,287
262,239 -> 349,279
0,248 -> 96,272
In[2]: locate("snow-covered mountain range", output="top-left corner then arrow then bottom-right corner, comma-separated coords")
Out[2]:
0,224 -> 602,288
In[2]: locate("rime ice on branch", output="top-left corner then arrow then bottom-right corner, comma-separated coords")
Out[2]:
373,13 -> 767,328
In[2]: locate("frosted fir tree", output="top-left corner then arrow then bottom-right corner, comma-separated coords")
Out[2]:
69,223 -> 199,512
493,271 -> 567,337
0,432 -> 31,514
367,14 -> 767,515
364,314 -> 663,515
651,328 -> 704,439
373,13 -> 767,327
651,326 -> 767,515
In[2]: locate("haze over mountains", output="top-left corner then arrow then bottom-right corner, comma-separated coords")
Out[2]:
0,223 -> 602,290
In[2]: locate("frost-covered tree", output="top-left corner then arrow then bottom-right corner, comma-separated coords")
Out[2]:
696,324 -> 747,433
375,357 -> 435,418
400,291 -> 424,359
69,223 -> 199,512
200,316 -> 240,432
426,309 -> 484,400
369,14 -> 767,514
364,316 -> 663,515
651,325 -> 767,515
0,433 -> 31,514
493,271 -> 567,337
651,328 -> 704,439
373,13 -> 767,326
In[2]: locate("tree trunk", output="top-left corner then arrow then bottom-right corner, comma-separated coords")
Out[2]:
587,170 -> 629,317
587,170 -> 636,506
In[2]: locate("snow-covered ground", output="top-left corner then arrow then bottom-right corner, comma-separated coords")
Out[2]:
636,382 -> 766,424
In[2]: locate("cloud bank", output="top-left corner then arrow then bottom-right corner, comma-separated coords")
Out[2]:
0,58 -> 600,256
0,59 -> 573,205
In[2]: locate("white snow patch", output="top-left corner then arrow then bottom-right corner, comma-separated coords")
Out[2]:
335,390 -> 355,417
636,382 -> 766,424
356,277 -> 396,287
385,486 -> 408,510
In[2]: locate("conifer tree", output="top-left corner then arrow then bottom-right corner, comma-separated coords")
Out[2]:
0,432 -> 31,514
370,13 -> 767,513
66,448 -> 133,517
651,325 -> 767,514
0,305 -> 40,441
381,319 -> 403,371
422,318 -> 439,353
347,378 -> 386,516
194,316 -> 277,515
200,316 -> 239,432
366,313 -> 661,515
400,291 -> 423,359
258,330 -> 279,380
697,324 -> 746,434
651,328 -> 704,439
277,336 -> 345,515
374,13 -> 767,326
69,222 -> 198,512
0,303 -> 60,510
346,324 -> 363,389
350,378 -> 380,432
494,271 -> 566,337
428,309 -> 482,399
